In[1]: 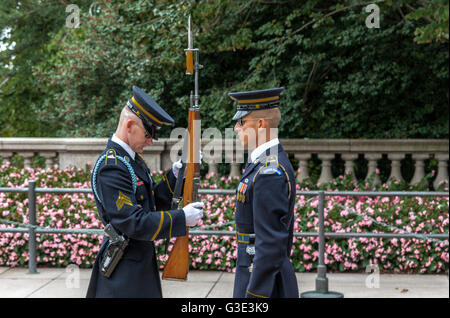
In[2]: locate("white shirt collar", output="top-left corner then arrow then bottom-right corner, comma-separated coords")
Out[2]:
111,134 -> 136,160
250,138 -> 279,163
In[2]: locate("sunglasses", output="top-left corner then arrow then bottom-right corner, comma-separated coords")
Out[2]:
136,121 -> 160,140
146,124 -> 161,140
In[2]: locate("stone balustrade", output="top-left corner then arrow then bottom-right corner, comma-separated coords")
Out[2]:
0,138 -> 448,189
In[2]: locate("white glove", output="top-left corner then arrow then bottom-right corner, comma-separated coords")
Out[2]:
183,202 -> 204,227
172,152 -> 203,179
172,159 -> 184,179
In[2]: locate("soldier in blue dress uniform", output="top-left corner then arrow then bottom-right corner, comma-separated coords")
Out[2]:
86,86 -> 203,298
228,87 -> 299,298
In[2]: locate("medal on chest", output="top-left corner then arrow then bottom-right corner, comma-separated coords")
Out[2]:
236,178 -> 249,203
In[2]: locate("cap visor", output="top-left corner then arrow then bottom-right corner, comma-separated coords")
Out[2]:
232,110 -> 251,121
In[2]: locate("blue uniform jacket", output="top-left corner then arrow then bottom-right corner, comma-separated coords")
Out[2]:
233,143 -> 299,298
86,139 -> 186,298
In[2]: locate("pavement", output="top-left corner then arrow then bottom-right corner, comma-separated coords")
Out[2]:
0,266 -> 448,298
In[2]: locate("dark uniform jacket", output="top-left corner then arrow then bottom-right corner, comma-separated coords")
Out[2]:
233,143 -> 299,298
86,138 -> 186,298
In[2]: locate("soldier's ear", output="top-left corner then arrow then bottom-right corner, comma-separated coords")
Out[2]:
257,119 -> 264,129
126,119 -> 134,131
258,118 -> 269,129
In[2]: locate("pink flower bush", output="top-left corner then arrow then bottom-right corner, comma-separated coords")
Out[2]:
0,162 -> 100,267
290,174 -> 448,273
0,163 -> 448,274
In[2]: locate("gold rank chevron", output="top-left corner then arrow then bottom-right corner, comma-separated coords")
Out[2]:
116,191 -> 133,210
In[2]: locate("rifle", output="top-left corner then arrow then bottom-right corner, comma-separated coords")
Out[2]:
162,15 -> 202,281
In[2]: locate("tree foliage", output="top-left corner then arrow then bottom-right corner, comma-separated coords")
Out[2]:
0,0 -> 83,136
406,0 -> 449,43
0,0 -> 448,138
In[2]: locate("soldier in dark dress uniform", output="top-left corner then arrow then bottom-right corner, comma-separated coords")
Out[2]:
228,87 -> 299,298
86,86 -> 203,298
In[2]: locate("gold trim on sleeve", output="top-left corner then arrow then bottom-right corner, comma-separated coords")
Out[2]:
151,211 -> 164,241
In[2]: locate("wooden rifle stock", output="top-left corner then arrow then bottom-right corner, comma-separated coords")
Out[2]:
162,110 -> 200,280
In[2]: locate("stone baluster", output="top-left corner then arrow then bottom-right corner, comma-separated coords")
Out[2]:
203,138 -> 222,177
342,153 -> 358,181
317,153 -> 335,184
410,153 -> 429,185
207,162 -> 218,176
20,152 -> 35,169
433,153 -> 449,190
0,152 -> 14,166
40,152 -> 57,169
365,153 -> 382,185
294,153 -> 311,183
388,153 -> 404,182
230,163 -> 241,177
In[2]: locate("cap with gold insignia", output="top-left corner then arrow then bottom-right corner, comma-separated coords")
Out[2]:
228,87 -> 284,120
127,86 -> 175,140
